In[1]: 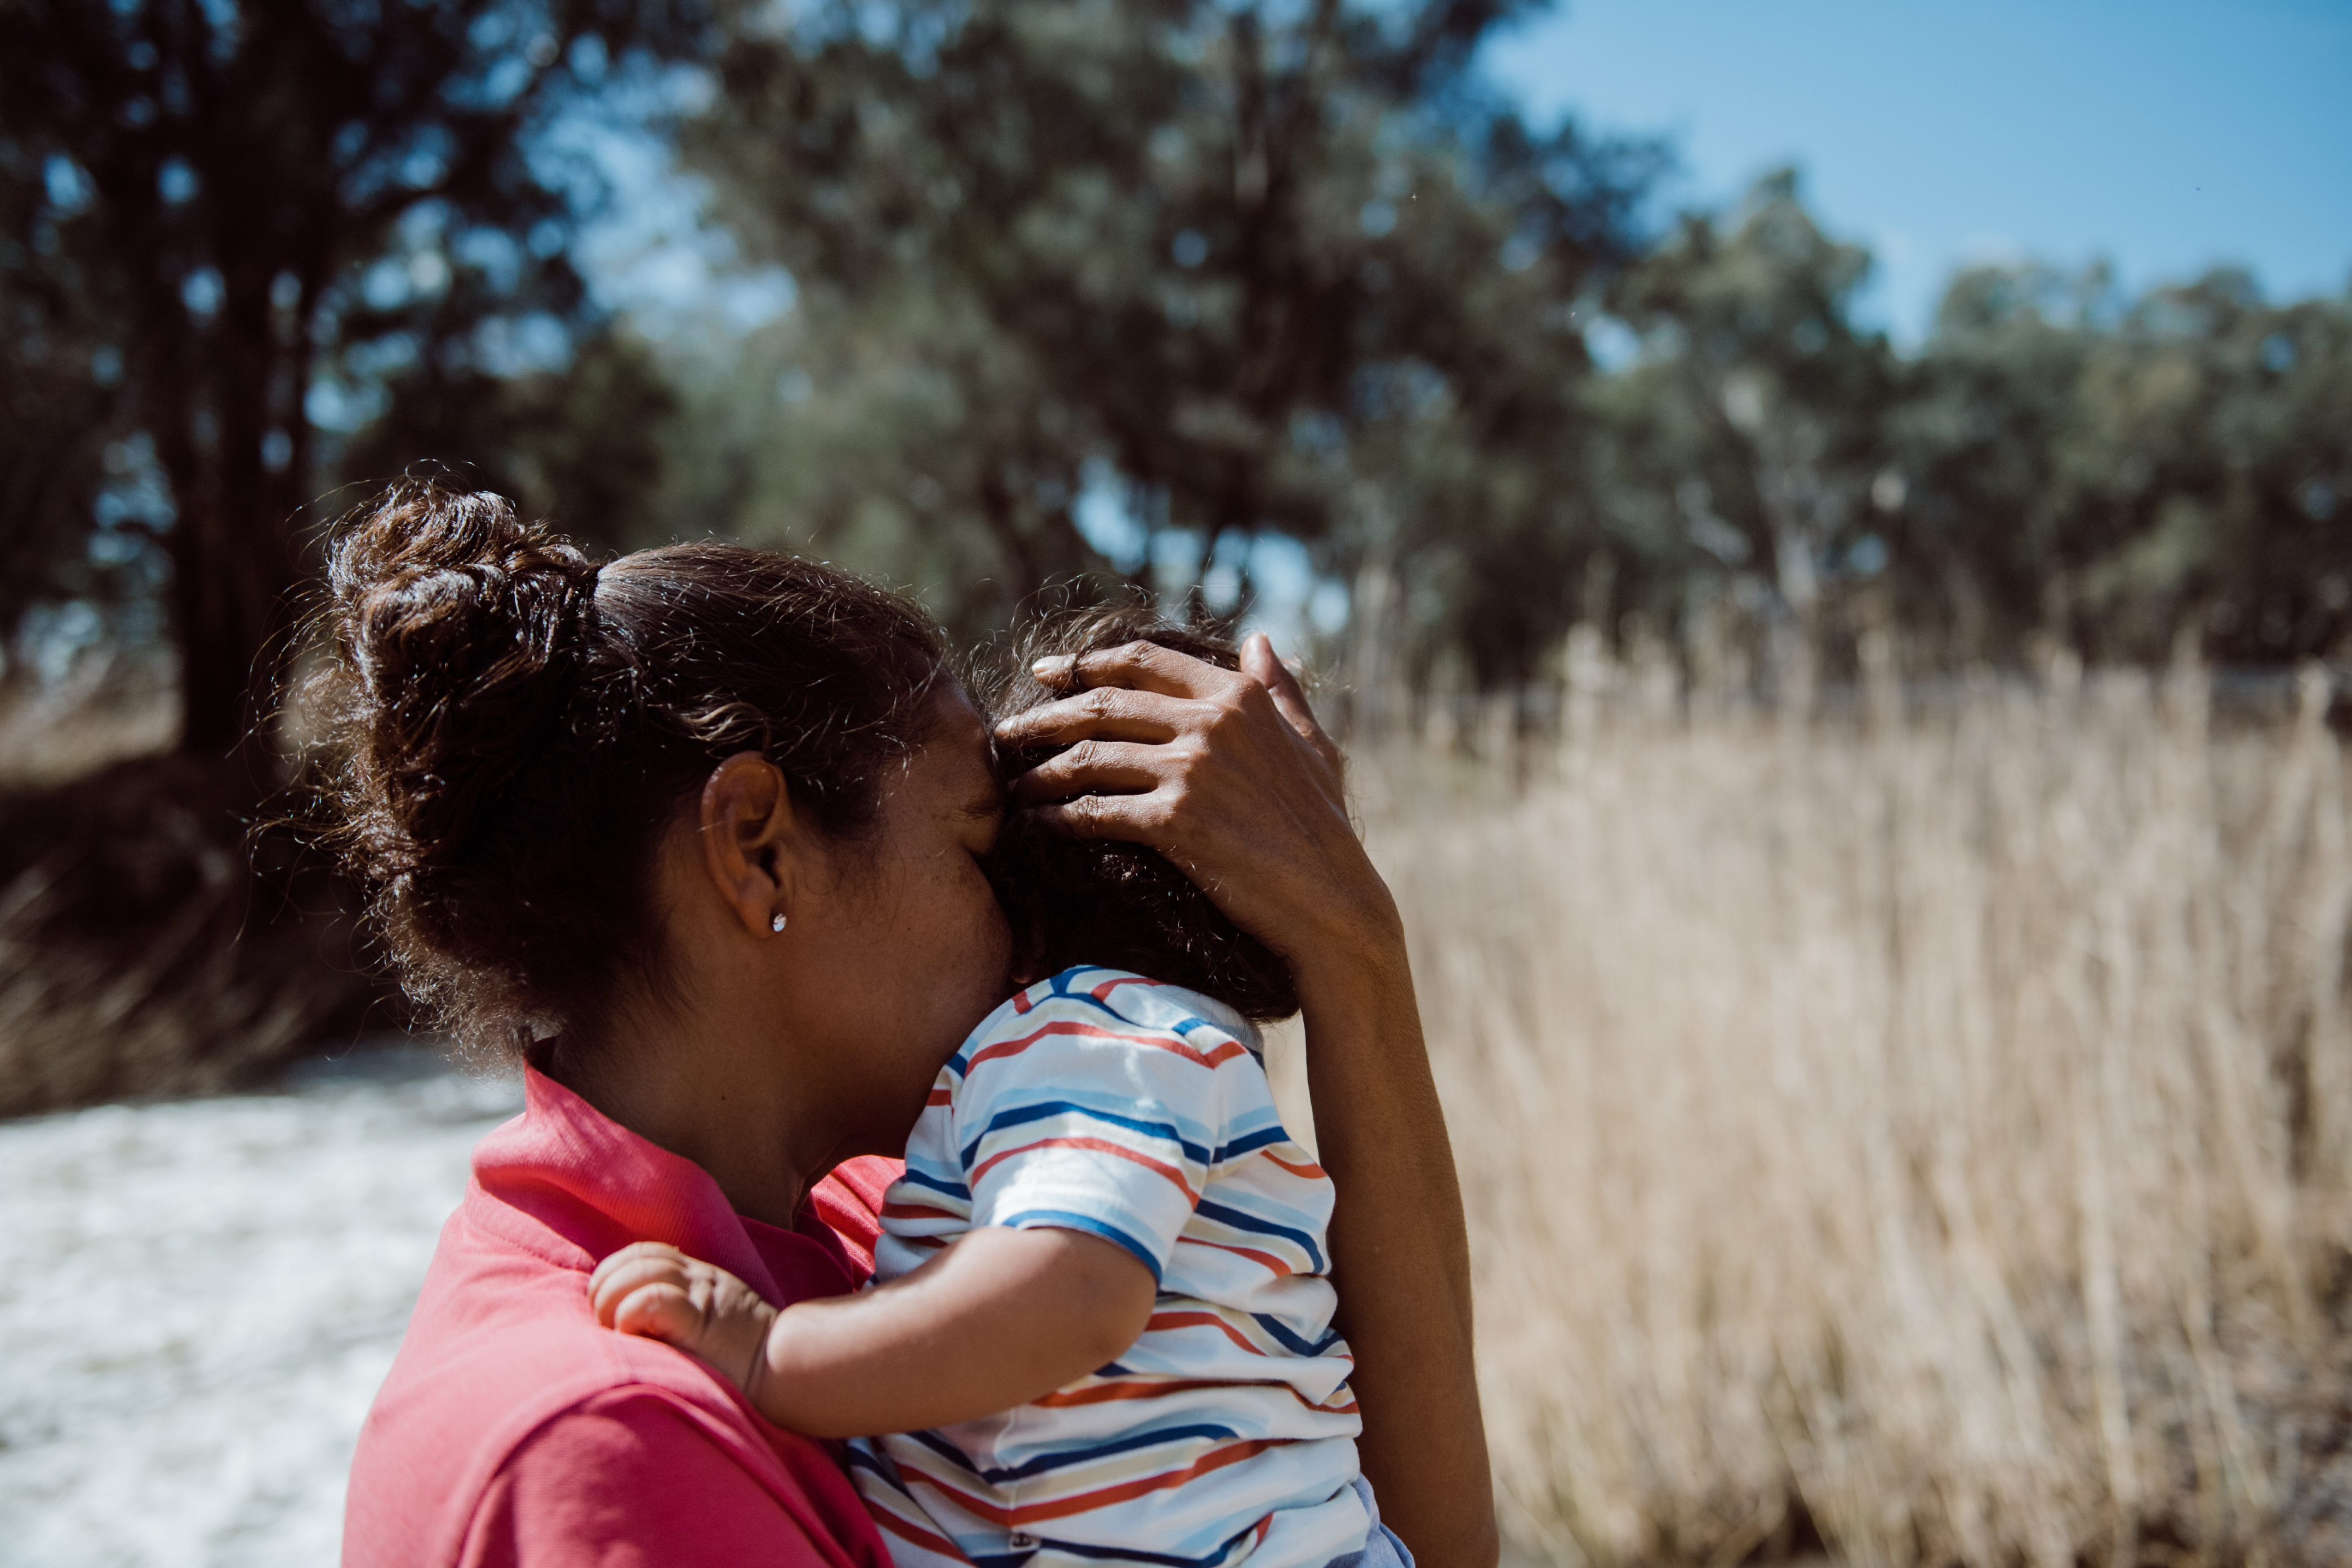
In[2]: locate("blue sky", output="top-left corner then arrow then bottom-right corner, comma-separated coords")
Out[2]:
1481,0 -> 2352,342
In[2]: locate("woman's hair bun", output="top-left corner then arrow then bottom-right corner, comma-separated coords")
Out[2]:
324,474 -> 599,879
306,474 -> 947,1060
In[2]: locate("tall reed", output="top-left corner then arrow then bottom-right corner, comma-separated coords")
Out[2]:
1313,664 -> 2351,1566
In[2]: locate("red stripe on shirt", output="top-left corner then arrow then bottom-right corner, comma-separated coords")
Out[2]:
1037,1376 -> 1349,1416
1176,1235 -> 1295,1275
971,1135 -> 1197,1201
966,1019 -> 1250,1074
1259,1151 -> 1326,1180
1091,974 -> 1168,1001
868,1496 -> 973,1562
907,1437 -> 1285,1527
1144,1308 -> 1280,1357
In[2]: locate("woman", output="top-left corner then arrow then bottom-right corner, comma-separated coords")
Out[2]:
324,478 -> 1493,1568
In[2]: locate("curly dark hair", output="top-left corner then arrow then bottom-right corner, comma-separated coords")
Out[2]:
304,474 -> 948,1060
984,607 -> 1299,1024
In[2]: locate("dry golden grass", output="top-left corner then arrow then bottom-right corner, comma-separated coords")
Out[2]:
1286,662 -> 2352,1567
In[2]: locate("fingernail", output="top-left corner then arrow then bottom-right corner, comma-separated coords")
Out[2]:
1031,654 -> 1076,680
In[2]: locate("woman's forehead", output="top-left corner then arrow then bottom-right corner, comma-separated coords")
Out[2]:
920,687 -> 1003,800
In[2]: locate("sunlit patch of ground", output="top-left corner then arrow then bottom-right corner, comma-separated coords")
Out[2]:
0,1049 -> 515,1568
0,672 -> 179,791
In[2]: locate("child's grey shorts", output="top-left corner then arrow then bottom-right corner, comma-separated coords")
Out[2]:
1327,1476 -> 1415,1568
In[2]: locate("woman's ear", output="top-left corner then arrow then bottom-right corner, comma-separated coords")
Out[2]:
697,752 -> 806,939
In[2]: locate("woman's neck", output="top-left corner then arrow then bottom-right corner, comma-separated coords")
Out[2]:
544,1005 -> 822,1231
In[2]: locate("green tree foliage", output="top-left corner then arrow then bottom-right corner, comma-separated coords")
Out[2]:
9,0 -> 2347,734
336,323 -> 679,553
1587,172 -> 1899,688
1560,171 -> 2351,682
1891,266 -> 2352,666
1878,265 -> 2099,661
680,0 -> 1659,668
0,0 -> 712,752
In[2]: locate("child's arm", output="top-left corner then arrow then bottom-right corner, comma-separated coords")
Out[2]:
590,1227 -> 1157,1437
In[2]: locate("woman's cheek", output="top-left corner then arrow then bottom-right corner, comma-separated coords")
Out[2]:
966,863 -> 1014,997
949,856 -> 1014,1009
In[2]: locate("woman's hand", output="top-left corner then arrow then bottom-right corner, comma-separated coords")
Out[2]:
992,634 -> 1400,977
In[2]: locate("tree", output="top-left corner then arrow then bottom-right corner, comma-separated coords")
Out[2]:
1598,170 -> 1897,689
335,323 -> 680,555
2053,271 -> 2352,663
684,0 -> 1657,664
1887,265 -> 2352,666
1878,264 -> 2102,660
0,0 -> 714,755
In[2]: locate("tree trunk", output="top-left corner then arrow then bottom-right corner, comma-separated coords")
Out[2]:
166,276 -> 298,761
168,480 -> 295,760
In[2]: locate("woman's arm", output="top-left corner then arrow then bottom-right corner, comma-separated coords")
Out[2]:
992,636 -> 1498,1568
593,1227 -> 1156,1438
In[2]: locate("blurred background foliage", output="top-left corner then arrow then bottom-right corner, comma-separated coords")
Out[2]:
1,0 -> 2349,1108
8,0 -> 2346,748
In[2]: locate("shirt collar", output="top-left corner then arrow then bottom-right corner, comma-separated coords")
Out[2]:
469,1063 -> 862,1308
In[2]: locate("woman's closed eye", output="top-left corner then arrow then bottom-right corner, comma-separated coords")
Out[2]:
957,782 -> 1008,856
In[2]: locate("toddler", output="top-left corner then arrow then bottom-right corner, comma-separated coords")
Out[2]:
593,612 -> 1402,1568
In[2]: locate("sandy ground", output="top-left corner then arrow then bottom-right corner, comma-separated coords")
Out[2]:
0,1050 -> 519,1568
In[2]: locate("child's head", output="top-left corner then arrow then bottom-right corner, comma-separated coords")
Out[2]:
987,607 -> 1300,1023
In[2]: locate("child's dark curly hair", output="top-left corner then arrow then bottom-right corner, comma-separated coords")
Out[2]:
985,607 -> 1300,1024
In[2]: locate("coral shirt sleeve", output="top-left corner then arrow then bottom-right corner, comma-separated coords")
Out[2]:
457,1391 -> 850,1568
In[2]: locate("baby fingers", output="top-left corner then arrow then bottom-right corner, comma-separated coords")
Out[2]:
608,1281 -> 706,1347
590,1241 -> 695,1324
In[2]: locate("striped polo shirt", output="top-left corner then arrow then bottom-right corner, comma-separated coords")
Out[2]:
847,966 -> 1367,1568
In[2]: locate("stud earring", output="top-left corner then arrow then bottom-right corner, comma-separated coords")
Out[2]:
770,913 -> 788,934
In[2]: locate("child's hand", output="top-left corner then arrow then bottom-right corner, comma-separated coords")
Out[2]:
590,1241 -> 778,1404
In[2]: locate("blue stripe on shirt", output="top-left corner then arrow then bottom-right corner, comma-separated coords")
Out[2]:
1192,1197 -> 1328,1274
894,1164 -> 972,1200
970,1421 -> 1250,1484
1044,1533 -> 1259,1568
1245,1311 -> 1339,1358
996,1208 -> 1166,1282
1210,1125 -> 1293,1162
958,1098 -> 1213,1171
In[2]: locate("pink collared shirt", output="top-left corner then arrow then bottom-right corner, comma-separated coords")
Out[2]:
343,1065 -> 903,1568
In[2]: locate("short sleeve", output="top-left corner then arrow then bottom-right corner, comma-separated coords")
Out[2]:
957,994 -> 1239,1282
458,1390 -> 870,1568
809,1154 -> 902,1279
